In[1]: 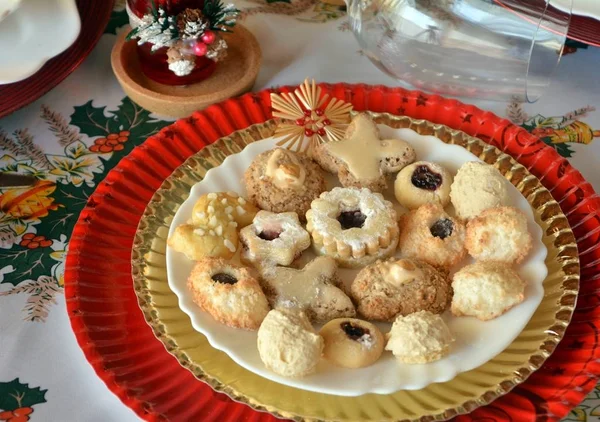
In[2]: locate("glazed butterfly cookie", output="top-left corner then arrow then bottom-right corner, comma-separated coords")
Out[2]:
187,258 -> 270,330
257,308 -> 323,378
394,161 -> 452,210
465,206 -> 532,264
244,148 -> 326,218
239,211 -> 311,268
311,113 -> 416,193
398,203 -> 467,268
451,262 -> 525,321
306,187 -> 399,268
167,223 -> 238,260
450,161 -> 510,220
320,318 -> 385,369
385,311 -> 454,364
350,258 -> 452,321
259,256 -> 356,323
192,191 -> 258,229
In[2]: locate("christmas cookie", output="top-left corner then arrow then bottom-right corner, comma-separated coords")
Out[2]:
259,256 -> 356,323
312,113 -> 415,192
465,206 -> 532,264
350,258 -> 452,321
450,161 -> 510,220
319,318 -> 385,369
385,310 -> 454,364
187,258 -> 270,330
167,223 -> 238,260
451,262 -> 526,321
244,148 -> 326,219
192,191 -> 258,229
239,211 -> 311,268
306,187 -> 399,268
394,161 -> 452,210
398,203 -> 467,268
257,308 -> 324,378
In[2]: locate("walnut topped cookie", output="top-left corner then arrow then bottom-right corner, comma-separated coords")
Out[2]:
311,113 -> 415,192
244,148 -> 326,219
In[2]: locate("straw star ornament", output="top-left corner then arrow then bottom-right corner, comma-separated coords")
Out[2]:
270,79 -> 353,153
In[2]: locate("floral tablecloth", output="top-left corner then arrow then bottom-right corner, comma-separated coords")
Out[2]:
0,1 -> 599,421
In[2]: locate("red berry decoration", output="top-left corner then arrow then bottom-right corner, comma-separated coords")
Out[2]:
318,128 -> 326,136
95,138 -> 107,145
13,408 -> 33,417
305,128 -> 314,137
22,233 -> 35,240
0,410 -> 13,420
323,119 -> 331,126
119,130 -> 130,137
27,242 -> 40,249
117,136 -> 128,143
201,30 -> 216,44
107,134 -> 119,140
99,145 -> 113,153
315,108 -> 324,116
295,118 -> 305,126
107,139 -> 119,147
303,109 -> 312,117
193,42 -> 208,56
113,144 -> 125,151
89,145 -> 100,153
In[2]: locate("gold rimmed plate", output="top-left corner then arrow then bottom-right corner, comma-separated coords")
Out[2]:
131,113 -> 579,421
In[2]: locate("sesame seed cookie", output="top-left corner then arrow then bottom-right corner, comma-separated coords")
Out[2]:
192,191 -> 258,230
311,113 -> 416,193
398,203 -> 467,268
167,223 -> 238,260
244,148 -> 326,219
350,258 -> 452,322
187,258 -> 270,330
465,206 -> 533,264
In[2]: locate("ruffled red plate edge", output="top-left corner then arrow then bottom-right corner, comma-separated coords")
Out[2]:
65,83 -> 600,422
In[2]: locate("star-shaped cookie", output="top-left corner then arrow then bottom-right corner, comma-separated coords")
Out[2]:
259,256 -> 356,323
312,113 -> 416,192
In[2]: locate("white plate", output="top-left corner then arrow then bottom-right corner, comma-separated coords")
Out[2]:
166,126 -> 548,396
0,0 -> 80,85
551,0 -> 600,19
0,0 -> 22,23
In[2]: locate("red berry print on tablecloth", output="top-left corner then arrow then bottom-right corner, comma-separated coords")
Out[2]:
0,379 -> 47,421
89,131 -> 130,154
19,234 -> 52,250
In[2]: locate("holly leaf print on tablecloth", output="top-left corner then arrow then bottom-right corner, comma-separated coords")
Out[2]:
0,99 -> 170,321
0,378 -> 47,419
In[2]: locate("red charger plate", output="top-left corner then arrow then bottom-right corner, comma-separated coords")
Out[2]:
0,0 -> 114,118
65,84 -> 600,421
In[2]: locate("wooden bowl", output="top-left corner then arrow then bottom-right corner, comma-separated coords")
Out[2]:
111,25 -> 261,118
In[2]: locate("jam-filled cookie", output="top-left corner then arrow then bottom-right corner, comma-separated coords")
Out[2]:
244,148 -> 326,219
398,203 -> 467,268
350,258 -> 452,321
187,258 -> 270,330
192,191 -> 258,229
259,256 -> 355,323
385,310 -> 454,364
311,113 -> 415,193
319,318 -> 385,368
257,308 -> 323,378
450,161 -> 510,220
394,161 -> 452,210
240,211 -> 311,268
167,223 -> 238,260
465,206 -> 532,264
306,187 -> 399,268
451,262 -> 525,321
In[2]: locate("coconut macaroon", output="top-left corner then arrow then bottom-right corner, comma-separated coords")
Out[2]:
451,262 -> 526,321
257,308 -> 324,377
385,311 -> 454,364
465,206 -> 533,264
450,161 -> 510,220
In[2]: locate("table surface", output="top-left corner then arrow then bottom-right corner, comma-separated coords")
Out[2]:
0,1 -> 599,421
